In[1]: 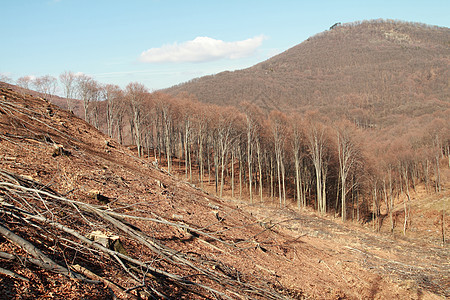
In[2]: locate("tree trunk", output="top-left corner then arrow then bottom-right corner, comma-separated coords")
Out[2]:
214,143 -> 219,195
184,120 -> 189,179
281,154 -> 286,207
435,155 -> 441,193
276,150 -> 282,208
256,141 -> 263,203
0,224 -> 71,276
314,163 -> 322,212
219,147 -> 227,198
402,165 -> 411,235
321,163 -> 327,214
270,155 -> 274,201
248,140 -> 253,203
294,153 -> 303,209
239,144 -> 243,200
198,132 -> 204,188
231,148 -> 235,198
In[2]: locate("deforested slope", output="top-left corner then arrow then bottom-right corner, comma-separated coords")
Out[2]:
1,82 -> 448,299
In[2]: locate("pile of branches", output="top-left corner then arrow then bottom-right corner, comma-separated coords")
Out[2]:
0,169 -> 291,299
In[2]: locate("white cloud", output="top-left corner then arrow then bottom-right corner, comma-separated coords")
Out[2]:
140,35 -> 265,63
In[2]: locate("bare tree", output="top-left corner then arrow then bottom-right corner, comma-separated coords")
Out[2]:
33,75 -> 58,101
59,71 -> 77,112
76,74 -> 97,123
400,161 -> 412,235
241,102 -> 264,203
291,114 -> 306,208
270,111 -> 287,208
104,84 -> 123,138
306,116 -> 328,214
16,76 -> 34,90
216,108 -> 241,198
245,115 -> 255,203
126,82 -> 148,157
156,93 -> 175,173
336,121 -> 360,221
0,73 -> 12,83
193,106 -> 209,188
90,82 -> 102,129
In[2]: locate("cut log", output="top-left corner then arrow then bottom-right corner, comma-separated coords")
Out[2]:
88,190 -> 110,204
87,230 -> 120,249
52,144 -> 71,157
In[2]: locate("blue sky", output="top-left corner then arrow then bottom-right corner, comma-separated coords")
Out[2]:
1,0 -> 449,91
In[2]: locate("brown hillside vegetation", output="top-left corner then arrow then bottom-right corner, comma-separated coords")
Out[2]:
164,20 -> 449,121
0,83 -> 449,298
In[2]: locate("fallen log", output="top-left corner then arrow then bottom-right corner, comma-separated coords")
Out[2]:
0,266 -> 29,282
0,223 -> 74,277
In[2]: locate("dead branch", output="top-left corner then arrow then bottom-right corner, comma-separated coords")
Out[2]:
103,210 -> 236,248
0,99 -> 82,144
17,210 -> 232,299
0,223 -> 75,277
70,264 -> 132,299
0,266 -> 29,282
0,169 -> 291,299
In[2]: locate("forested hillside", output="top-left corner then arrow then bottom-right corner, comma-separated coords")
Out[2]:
164,20 -> 449,124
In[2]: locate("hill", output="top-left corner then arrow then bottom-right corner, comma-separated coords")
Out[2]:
1,82 -> 448,298
163,20 -> 449,125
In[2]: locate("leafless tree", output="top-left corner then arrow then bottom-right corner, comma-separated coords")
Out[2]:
59,71 -> 77,112
104,84 -> 123,138
76,74 -> 98,123
33,75 -> 58,101
16,76 -> 34,90
0,73 -> 12,83
306,117 -> 328,214
216,108 -> 241,198
245,115 -> 255,203
126,82 -> 148,157
270,111 -> 287,208
336,121 -> 360,221
291,114 -> 306,208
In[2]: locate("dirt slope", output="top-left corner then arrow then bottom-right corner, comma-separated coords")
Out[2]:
0,84 -> 447,299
